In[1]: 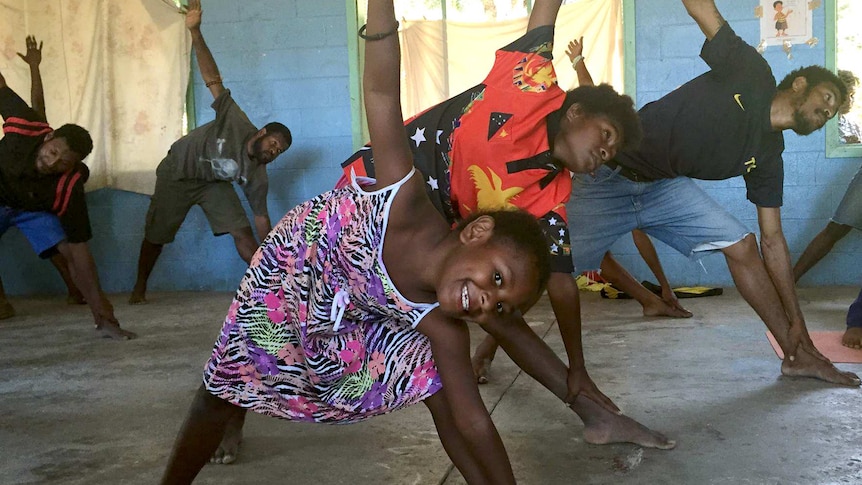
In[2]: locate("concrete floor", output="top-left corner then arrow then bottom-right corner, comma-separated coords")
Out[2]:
1,287 -> 861,485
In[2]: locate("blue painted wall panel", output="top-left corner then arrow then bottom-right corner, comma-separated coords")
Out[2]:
2,0 -> 860,296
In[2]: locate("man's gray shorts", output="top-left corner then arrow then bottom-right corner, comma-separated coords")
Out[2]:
144,159 -> 250,245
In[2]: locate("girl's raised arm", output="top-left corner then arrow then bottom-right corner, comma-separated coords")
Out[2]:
526,0 -> 562,32
362,1 -> 413,187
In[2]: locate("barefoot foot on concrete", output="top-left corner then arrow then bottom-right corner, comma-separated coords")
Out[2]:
574,395 -> 676,450
781,347 -> 860,386
95,322 -> 137,340
471,336 -> 499,384
471,356 -> 492,384
642,298 -> 692,319
128,289 -> 148,305
211,418 -> 243,465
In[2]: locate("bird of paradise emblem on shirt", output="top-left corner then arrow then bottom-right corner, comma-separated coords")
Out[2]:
514,44 -> 556,93
468,165 -> 524,211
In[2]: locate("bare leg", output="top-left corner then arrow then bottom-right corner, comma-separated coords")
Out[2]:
49,252 -> 86,304
481,314 -> 675,449
600,252 -> 692,318
471,334 -> 499,384
793,222 -> 852,282
722,236 -> 859,386
630,231 -> 691,315
424,391 -> 490,484
130,239 -> 164,304
0,276 -> 14,320
161,385 -> 245,485
230,227 -> 258,265
210,410 -> 246,464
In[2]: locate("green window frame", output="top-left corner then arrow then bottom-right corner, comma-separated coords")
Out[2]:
825,0 -> 862,158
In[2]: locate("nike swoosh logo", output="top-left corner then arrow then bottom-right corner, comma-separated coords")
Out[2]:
734,94 -> 745,111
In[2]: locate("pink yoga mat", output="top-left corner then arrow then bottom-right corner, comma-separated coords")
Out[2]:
766,331 -> 862,364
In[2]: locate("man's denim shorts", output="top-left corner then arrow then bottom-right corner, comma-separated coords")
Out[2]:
832,164 -> 862,230
0,206 -> 66,258
566,164 -> 751,271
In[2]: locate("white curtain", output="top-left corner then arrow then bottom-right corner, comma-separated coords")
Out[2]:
399,0 -> 623,118
0,0 -> 189,194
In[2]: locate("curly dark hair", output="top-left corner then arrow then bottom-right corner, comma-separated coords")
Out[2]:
456,209 -> 551,296
263,122 -> 292,149
777,66 -> 849,107
559,84 -> 642,152
838,70 -> 859,91
52,124 -> 93,159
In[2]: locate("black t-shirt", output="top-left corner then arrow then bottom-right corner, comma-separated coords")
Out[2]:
616,23 -> 785,207
0,87 -> 92,242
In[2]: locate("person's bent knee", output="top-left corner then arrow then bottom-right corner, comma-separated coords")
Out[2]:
719,233 -> 758,260
190,385 -> 237,417
53,240 -> 72,258
825,221 -> 852,238
229,229 -> 256,251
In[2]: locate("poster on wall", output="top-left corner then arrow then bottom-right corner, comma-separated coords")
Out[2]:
757,0 -> 813,46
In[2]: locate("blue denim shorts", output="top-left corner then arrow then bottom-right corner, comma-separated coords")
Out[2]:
0,206 -> 66,258
832,164 -> 862,230
566,165 -> 752,271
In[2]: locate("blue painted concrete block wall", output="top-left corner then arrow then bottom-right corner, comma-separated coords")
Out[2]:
2,0 -> 860,295
1,0 -> 354,295
608,0 -> 862,287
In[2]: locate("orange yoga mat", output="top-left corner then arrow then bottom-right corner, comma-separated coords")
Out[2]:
766,331 -> 862,364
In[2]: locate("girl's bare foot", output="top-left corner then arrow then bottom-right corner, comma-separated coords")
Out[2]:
841,327 -> 862,349
573,394 -> 676,450
780,346 -> 860,386
211,415 -> 243,464
471,336 -> 500,384
471,356 -> 493,384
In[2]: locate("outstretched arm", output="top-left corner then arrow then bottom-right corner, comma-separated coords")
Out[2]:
565,36 -> 594,86
17,36 -> 44,119
362,0 -> 413,187
547,274 -> 621,413
56,242 -> 135,339
756,206 -> 820,361
681,0 -> 725,40
185,0 -> 226,99
527,0 -> 563,32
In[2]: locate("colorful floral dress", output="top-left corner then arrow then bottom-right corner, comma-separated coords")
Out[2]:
203,169 -> 442,423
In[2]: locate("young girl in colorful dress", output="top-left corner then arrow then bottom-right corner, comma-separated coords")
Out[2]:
159,1 -> 551,484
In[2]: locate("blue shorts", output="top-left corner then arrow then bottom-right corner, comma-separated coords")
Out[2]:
0,206 -> 66,258
832,164 -> 862,230
566,165 -> 752,271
